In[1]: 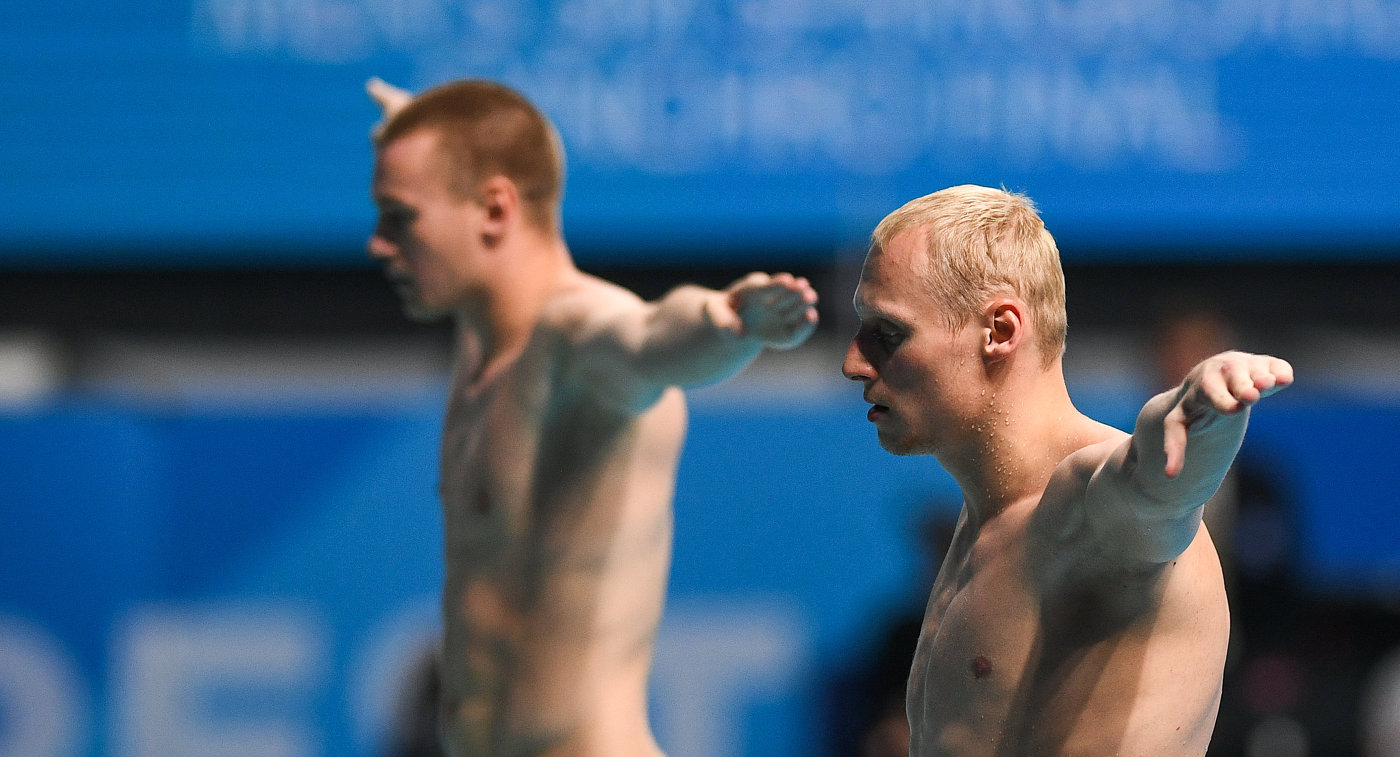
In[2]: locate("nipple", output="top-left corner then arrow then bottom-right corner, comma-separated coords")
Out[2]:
970,655 -> 993,679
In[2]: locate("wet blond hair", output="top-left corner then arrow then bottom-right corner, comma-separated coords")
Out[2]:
873,185 -> 1067,368
377,79 -> 565,233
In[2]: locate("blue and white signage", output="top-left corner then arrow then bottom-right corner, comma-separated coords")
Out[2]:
5,1 -> 1400,264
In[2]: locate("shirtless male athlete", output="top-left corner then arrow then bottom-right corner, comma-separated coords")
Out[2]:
841,185 -> 1292,755
366,79 -> 818,757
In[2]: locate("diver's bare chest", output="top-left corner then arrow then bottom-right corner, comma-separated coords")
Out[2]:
928,555 -> 1033,635
438,383 -> 546,527
917,520 -> 1046,672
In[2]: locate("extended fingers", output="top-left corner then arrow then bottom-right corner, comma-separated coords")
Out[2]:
1165,351 -> 1291,478
1258,356 -> 1294,398
739,273 -> 816,310
1198,352 -> 1291,413
730,274 -> 817,347
1220,358 -> 1260,409
729,272 -> 818,329
777,283 -> 819,329
725,272 -> 774,307
765,283 -> 818,328
769,275 -> 818,310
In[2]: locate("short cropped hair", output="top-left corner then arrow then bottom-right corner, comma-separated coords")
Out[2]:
377,79 -> 565,233
873,185 -> 1067,367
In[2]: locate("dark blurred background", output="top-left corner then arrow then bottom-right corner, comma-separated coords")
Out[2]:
4,2 -> 1400,756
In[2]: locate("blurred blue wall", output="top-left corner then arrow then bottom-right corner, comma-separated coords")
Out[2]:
6,0 -> 1400,264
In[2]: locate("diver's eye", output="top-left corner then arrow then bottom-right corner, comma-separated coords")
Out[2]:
871,324 -> 904,350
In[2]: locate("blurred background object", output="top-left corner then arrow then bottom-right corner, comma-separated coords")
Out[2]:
4,1 -> 1400,755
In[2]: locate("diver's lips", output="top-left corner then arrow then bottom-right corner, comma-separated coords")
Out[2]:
867,404 -> 889,422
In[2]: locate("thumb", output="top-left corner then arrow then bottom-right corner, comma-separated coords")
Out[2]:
1163,407 -> 1189,479
367,77 -> 412,114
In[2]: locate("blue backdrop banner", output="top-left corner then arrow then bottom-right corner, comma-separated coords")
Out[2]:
5,0 -> 1400,265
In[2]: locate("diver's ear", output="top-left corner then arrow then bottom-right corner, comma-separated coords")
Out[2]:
981,297 -> 1025,363
477,175 -> 519,246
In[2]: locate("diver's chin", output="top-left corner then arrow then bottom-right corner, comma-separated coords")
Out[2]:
876,431 -> 913,456
876,427 -> 929,457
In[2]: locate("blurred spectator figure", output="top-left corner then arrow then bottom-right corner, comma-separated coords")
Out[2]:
1364,646 -> 1400,756
823,505 -> 958,757
387,648 -> 445,757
